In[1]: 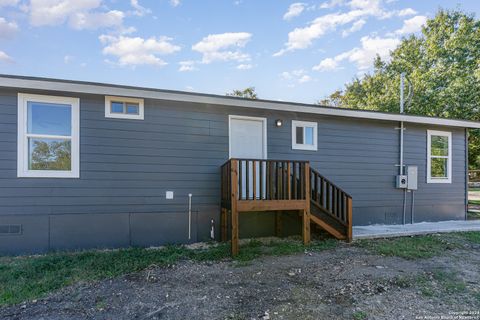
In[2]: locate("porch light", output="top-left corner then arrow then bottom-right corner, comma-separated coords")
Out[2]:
275,119 -> 283,127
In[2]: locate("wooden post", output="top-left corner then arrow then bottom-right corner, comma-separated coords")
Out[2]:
220,207 -> 227,242
230,159 -> 239,256
303,162 -> 311,245
275,211 -> 282,237
346,197 -> 353,242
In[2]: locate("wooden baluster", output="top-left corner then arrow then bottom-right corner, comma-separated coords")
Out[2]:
293,162 -> 297,200
320,177 -> 324,207
275,161 -> 282,200
326,183 -> 330,212
287,162 -> 291,200
313,172 -> 318,202
269,162 -> 274,200
253,160 -> 257,200
259,161 -> 264,200
300,163 -> 305,199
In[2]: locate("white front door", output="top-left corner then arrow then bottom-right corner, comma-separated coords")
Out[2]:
229,116 -> 267,199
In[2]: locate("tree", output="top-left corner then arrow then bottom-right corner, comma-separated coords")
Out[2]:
321,10 -> 480,168
227,87 -> 258,99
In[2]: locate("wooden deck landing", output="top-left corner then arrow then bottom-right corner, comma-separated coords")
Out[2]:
221,159 -> 353,256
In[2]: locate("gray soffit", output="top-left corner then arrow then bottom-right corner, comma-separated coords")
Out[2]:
1,74 -> 480,129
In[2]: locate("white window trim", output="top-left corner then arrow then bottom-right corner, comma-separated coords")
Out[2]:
427,130 -> 452,184
105,96 -> 144,120
292,120 -> 318,151
17,93 -> 80,178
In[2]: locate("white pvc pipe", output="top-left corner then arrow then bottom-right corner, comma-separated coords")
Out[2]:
188,193 -> 192,240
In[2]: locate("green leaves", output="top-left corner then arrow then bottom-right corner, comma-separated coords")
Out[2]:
322,9 -> 480,167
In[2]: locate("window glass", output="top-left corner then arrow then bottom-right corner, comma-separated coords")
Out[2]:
296,126 -> 303,144
111,102 -> 124,113
126,103 -> 139,115
305,127 -> 314,145
431,135 -> 449,156
27,102 -> 71,136
431,157 -> 448,178
28,138 -> 71,171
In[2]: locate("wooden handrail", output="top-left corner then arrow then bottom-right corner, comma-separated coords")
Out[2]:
310,167 -> 353,241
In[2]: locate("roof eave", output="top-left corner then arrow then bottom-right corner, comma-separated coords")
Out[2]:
1,75 -> 480,129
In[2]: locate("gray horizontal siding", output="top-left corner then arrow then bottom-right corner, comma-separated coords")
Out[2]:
0,88 -> 467,253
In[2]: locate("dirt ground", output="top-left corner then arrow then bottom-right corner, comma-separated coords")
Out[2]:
1,240 -> 479,320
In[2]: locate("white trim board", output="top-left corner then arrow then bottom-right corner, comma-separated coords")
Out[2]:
2,75 -> 480,129
426,129 -> 452,184
17,93 -> 80,178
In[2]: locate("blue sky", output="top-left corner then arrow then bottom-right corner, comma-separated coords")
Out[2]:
0,0 -> 479,103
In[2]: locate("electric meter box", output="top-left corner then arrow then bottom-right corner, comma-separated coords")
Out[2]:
406,165 -> 418,190
396,175 -> 407,189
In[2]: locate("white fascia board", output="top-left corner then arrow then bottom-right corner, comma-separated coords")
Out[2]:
2,75 -> 480,129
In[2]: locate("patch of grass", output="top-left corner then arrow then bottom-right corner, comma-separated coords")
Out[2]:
352,310 -> 368,320
457,231 -> 480,244
0,238 -> 336,306
469,200 -> 480,205
356,234 -> 459,260
416,270 -> 467,298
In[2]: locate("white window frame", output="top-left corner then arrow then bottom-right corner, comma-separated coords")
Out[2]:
105,96 -> 144,120
292,120 -> 318,151
17,93 -> 80,178
427,130 -> 452,184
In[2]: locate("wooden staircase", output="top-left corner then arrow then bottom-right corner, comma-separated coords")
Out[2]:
220,159 -> 352,256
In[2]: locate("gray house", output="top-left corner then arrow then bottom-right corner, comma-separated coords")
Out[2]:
1,74 -> 479,255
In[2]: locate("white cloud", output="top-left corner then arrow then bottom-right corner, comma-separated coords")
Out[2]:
283,3 -> 305,21
28,0 -> 125,30
170,0 -> 180,7
319,0 -> 345,9
341,18 -> 365,37
274,0 -> 391,56
192,32 -> 252,64
312,57 -> 340,71
236,63 -> 252,70
99,34 -> 181,67
0,17 -> 18,38
316,35 -> 399,71
397,8 -> 416,16
69,10 -> 124,30
0,50 -> 12,62
280,69 -> 312,84
0,0 -> 18,6
178,60 -> 196,72
395,15 -> 427,35
130,0 -> 150,16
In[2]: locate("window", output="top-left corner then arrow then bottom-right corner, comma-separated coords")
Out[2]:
17,93 -> 80,178
292,120 -> 318,151
427,130 -> 452,183
105,96 -> 144,120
